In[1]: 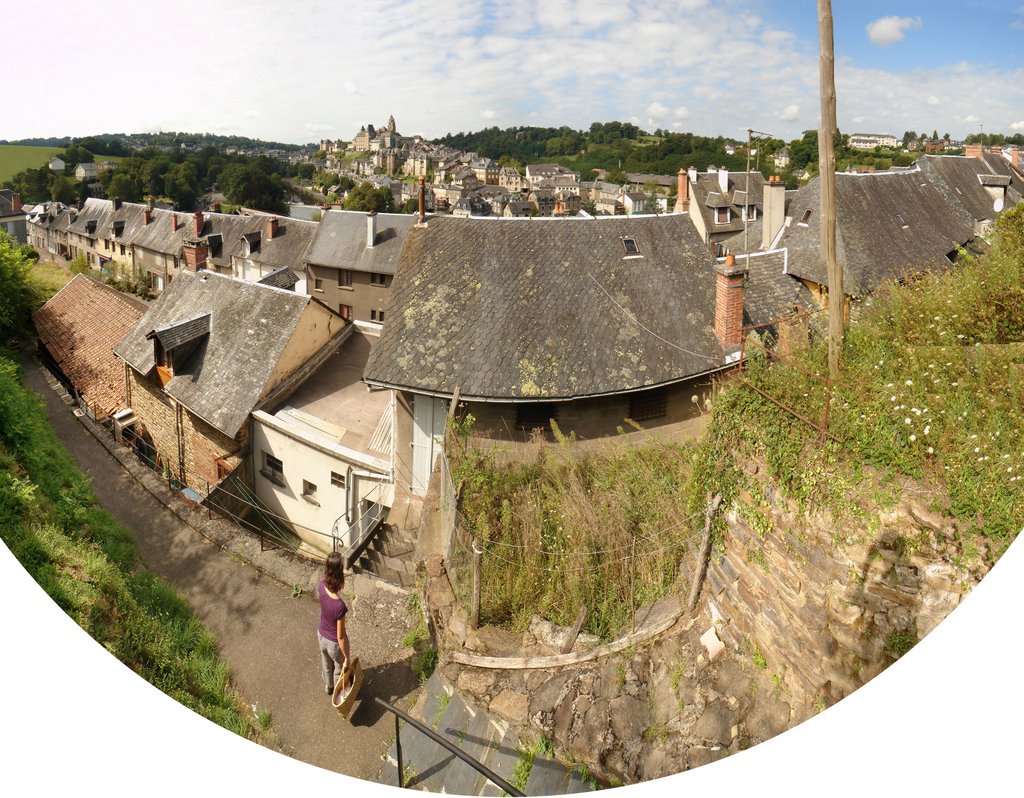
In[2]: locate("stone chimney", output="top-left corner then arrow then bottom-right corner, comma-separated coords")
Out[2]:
418,176 -> 426,224
267,216 -> 279,240
1009,146 -> 1020,169
718,168 -> 729,194
148,195 -> 155,210
170,214 -> 178,232
965,143 -> 984,159
674,168 -> 690,213
366,210 -> 377,248
715,252 -> 747,350
143,207 -> 152,225
182,238 -> 209,272
762,175 -> 786,250
194,211 -> 204,237
113,197 -> 122,211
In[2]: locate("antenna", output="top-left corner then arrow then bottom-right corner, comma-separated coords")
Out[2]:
742,128 -> 775,263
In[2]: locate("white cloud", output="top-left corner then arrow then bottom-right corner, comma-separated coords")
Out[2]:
866,16 -> 923,47
779,105 -> 800,122
674,106 -> 690,120
927,95 -> 941,106
481,109 -> 496,120
647,102 -> 669,121
1011,121 -> 1024,131
852,116 -> 866,124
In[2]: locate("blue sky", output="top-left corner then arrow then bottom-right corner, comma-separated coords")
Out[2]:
4,1 -> 1024,144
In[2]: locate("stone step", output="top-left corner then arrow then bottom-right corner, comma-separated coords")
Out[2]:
525,752 -> 574,796
478,724 -> 523,796
438,708 -> 496,797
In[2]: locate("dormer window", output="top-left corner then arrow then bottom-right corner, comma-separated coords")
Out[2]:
85,219 -> 97,234
241,231 -> 261,257
716,207 -> 730,224
111,219 -> 125,238
798,209 -> 813,226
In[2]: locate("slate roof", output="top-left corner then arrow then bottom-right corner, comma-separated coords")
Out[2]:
980,154 -> 1024,199
113,271 -> 314,438
917,155 -> 1009,225
33,275 -> 148,414
304,210 -> 416,275
777,169 -> 974,296
363,215 -> 726,400
257,266 -> 300,290
149,311 -> 211,351
728,251 -> 816,329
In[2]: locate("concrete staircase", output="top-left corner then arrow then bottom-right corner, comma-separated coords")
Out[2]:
374,672 -> 595,795
351,521 -> 419,589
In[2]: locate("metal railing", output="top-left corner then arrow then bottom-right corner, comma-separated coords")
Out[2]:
373,697 -> 525,796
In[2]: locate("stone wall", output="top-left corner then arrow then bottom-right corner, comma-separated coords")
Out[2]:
699,466 -> 987,706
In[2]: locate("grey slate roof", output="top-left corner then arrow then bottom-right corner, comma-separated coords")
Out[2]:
304,210 -> 416,275
149,311 -> 211,351
113,271 -> 313,438
917,155 -> 1007,225
257,266 -> 300,290
690,171 -> 767,235
729,252 -> 816,329
778,170 -> 974,296
363,215 -> 726,400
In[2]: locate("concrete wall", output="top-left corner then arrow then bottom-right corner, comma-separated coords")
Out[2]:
263,301 -> 345,397
307,263 -> 393,323
251,410 -> 392,553
463,377 -> 715,443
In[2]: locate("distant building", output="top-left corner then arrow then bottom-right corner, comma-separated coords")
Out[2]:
48,156 -> 66,173
848,133 -> 899,150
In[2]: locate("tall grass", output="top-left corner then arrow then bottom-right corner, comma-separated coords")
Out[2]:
451,426 -> 698,640
0,354 -> 266,739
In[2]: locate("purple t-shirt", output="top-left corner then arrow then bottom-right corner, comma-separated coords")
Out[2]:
317,579 -> 348,642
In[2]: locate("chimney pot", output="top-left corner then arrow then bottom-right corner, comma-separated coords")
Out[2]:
143,207 -> 152,225
418,176 -> 426,223
194,211 -> 204,236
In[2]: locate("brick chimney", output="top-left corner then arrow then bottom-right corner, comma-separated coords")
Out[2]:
143,207 -> 152,225
762,175 -> 786,250
113,197 -> 122,211
194,211 -> 204,237
170,214 -> 178,232
965,143 -> 984,159
715,252 -> 747,350
418,176 -> 426,224
267,216 -> 279,240
366,210 -> 377,248
182,238 -> 209,272
1009,146 -> 1020,169
11,192 -> 21,212
674,168 -> 690,213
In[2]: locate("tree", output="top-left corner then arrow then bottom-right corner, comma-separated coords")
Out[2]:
50,176 -> 77,204
343,182 -> 395,213
107,172 -> 143,203
0,231 -> 35,338
400,197 -> 419,214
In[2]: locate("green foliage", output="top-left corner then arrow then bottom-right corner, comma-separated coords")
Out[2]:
0,355 -> 267,740
884,629 -> 917,659
0,231 -> 35,339
219,158 -> 287,214
0,145 -> 66,184
343,181 -> 395,213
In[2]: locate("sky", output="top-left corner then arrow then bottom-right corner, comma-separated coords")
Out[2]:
4,1 -> 1024,145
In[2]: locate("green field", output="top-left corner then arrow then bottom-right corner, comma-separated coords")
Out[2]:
0,145 -> 66,183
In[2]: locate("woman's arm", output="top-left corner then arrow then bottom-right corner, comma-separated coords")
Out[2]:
337,615 -> 351,668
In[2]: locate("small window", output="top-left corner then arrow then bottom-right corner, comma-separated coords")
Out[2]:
216,458 -> 231,480
622,237 -> 639,255
340,304 -> 351,320
799,209 -> 813,225
515,403 -> 557,431
261,452 -> 284,485
371,309 -> 385,322
716,207 -> 730,223
331,471 -> 346,488
338,269 -> 352,288
629,389 -> 668,422
370,272 -> 387,286
314,278 -> 324,291
149,272 -> 164,291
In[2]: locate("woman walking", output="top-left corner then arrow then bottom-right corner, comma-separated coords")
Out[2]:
317,551 -> 350,695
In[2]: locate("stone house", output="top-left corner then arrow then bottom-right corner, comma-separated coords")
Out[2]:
525,163 -> 577,188
26,201 -> 73,256
362,215 -> 758,495
303,209 -> 417,325
33,274 -> 148,417
48,156 -> 65,173
686,167 -> 768,250
0,189 -> 27,243
499,167 -> 526,192
75,163 -> 98,181
112,270 -> 347,488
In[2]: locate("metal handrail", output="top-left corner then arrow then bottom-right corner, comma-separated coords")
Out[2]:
373,696 -> 525,796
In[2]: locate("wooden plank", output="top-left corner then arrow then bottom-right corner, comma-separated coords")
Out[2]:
449,611 -> 690,670
560,606 -> 588,655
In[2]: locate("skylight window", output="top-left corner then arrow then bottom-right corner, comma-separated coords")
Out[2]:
799,209 -> 813,225
622,237 -> 640,255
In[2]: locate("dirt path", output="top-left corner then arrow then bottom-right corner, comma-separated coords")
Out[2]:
22,356 -> 420,781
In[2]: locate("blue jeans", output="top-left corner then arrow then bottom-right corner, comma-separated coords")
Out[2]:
318,631 -> 342,691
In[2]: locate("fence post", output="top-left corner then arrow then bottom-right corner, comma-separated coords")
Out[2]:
470,539 -> 482,629
687,493 -> 724,614
207,480 -> 212,519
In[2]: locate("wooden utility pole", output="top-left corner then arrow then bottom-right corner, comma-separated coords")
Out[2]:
818,0 -> 843,379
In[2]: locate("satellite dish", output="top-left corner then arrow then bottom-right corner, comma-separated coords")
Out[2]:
994,196 -> 1005,213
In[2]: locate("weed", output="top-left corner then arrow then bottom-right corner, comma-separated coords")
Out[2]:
434,690 -> 451,728
884,629 -> 917,659
615,662 -> 627,689
412,646 -> 438,683
642,722 -> 670,742
257,709 -> 272,731
291,585 -> 302,598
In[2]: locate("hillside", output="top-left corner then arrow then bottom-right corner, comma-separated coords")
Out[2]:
0,144 -> 66,183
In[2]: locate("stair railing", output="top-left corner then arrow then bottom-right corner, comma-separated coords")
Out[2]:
374,697 -> 525,796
